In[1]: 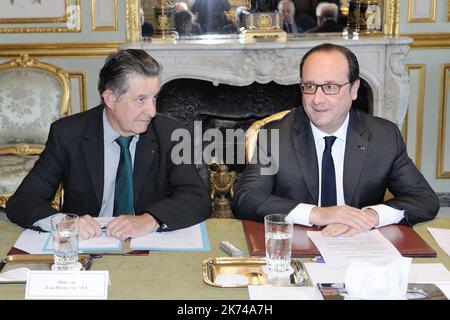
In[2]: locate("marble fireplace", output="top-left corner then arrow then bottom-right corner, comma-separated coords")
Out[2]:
126,35 -> 412,171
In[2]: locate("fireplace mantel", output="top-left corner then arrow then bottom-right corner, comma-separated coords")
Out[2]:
126,35 -> 412,127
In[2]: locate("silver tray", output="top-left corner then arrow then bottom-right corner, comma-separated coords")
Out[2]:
317,283 -> 447,300
0,254 -> 93,284
203,257 -> 308,288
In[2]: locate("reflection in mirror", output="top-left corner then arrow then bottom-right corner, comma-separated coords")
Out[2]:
140,0 -> 384,39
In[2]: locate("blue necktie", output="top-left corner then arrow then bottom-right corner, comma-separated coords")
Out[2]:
321,136 -> 337,207
114,136 -> 134,216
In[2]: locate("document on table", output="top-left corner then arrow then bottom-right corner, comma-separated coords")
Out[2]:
248,285 -> 323,300
41,217 -> 122,253
42,232 -> 122,254
13,220 -> 210,253
304,262 -> 450,286
307,229 -> 402,266
13,229 -> 49,254
427,227 -> 450,256
130,222 -> 210,251
14,217 -> 123,254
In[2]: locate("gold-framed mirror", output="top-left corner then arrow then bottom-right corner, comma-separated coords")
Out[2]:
126,0 -> 399,42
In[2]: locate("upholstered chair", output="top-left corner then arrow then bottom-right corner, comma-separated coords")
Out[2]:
245,109 -> 292,163
0,55 -> 70,209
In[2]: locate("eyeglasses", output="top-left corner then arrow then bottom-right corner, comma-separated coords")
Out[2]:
300,82 -> 351,95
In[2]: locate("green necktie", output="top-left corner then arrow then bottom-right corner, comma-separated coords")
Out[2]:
113,136 -> 134,216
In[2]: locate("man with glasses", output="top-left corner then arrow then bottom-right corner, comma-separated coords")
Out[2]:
232,43 -> 439,236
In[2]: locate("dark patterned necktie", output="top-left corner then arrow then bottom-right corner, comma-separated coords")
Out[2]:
321,136 -> 337,207
113,136 -> 134,216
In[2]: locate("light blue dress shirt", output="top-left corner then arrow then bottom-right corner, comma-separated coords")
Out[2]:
34,109 -> 138,231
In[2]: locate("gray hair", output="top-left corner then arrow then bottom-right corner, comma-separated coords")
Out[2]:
278,0 -> 295,13
316,2 -> 338,22
98,49 -> 161,102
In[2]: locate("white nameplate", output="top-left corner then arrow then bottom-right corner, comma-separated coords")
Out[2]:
25,271 -> 109,300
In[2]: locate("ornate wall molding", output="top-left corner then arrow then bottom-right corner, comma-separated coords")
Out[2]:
405,64 -> 426,170
0,42 -> 121,57
404,33 -> 450,49
437,64 -> 450,178
384,0 -> 400,36
126,0 -> 140,42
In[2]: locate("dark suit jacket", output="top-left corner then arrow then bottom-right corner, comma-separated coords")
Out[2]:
231,107 -> 439,226
6,105 -> 211,229
306,20 -> 343,33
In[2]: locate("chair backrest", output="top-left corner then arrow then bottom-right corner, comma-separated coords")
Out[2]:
0,54 -> 70,155
245,109 -> 293,163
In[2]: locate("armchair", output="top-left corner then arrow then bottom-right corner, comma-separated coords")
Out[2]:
245,109 -> 293,163
0,55 -> 70,209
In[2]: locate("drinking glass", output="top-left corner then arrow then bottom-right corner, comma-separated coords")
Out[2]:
51,213 -> 79,271
264,214 -> 293,274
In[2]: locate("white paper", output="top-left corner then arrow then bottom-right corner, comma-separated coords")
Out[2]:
427,227 -> 450,256
304,262 -> 347,285
13,229 -> 49,254
436,284 -> 450,299
248,285 -> 323,300
25,271 -> 109,300
0,267 -> 30,283
307,229 -> 402,267
304,262 -> 450,286
409,263 -> 450,284
344,257 -> 411,300
78,235 -> 121,251
130,223 -> 208,251
42,232 -> 122,253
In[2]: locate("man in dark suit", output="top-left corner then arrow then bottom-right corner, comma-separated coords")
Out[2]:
6,49 -> 211,240
232,43 -> 439,237
279,0 -> 316,33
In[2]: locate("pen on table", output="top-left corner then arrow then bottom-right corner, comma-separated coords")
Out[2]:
312,256 -> 325,263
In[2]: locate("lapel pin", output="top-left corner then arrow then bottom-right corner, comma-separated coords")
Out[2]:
358,145 -> 366,151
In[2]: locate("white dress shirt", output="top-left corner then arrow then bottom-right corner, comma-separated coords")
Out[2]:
288,113 -> 404,228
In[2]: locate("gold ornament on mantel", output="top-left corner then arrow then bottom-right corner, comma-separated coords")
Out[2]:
209,163 -> 236,219
152,0 -> 177,41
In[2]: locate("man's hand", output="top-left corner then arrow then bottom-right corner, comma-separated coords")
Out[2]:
309,205 -> 379,231
321,223 -> 365,237
78,215 -> 102,240
105,213 -> 159,240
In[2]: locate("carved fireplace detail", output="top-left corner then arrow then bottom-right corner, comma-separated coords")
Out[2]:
128,35 -> 412,128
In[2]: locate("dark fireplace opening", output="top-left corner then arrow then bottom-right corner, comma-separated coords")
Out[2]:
157,78 -> 372,174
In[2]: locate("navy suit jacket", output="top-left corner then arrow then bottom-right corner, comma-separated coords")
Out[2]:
232,107 -> 439,226
7,105 -> 211,229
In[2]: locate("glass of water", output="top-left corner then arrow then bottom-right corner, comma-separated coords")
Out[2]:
51,213 -> 79,271
264,214 -> 294,275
